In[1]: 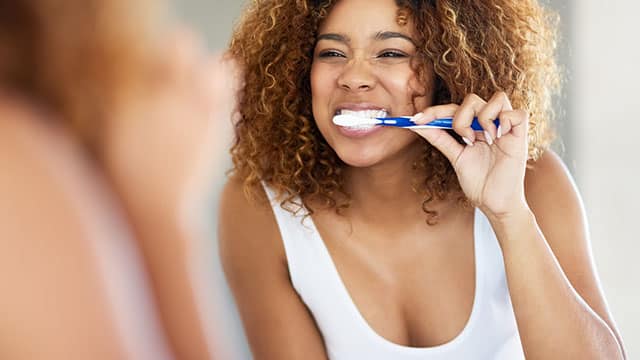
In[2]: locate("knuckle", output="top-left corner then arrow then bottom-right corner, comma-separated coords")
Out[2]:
446,104 -> 460,114
419,108 -> 432,117
481,117 -> 495,125
465,93 -> 483,104
495,91 -> 508,101
452,120 -> 467,132
510,109 -> 528,120
477,108 -> 493,121
443,104 -> 459,115
451,119 -> 462,127
434,108 -> 450,119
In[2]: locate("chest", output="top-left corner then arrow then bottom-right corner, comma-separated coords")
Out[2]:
311,212 -> 477,348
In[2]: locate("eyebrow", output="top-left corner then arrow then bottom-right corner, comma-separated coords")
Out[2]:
374,31 -> 416,45
316,31 -> 415,45
317,33 -> 351,43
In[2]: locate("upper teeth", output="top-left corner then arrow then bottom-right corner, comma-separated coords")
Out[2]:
339,109 -> 388,118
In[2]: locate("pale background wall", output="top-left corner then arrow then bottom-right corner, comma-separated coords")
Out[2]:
571,1 -> 640,357
170,0 -> 639,358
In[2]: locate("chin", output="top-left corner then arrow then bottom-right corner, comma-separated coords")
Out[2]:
328,131 -> 421,168
333,147 -> 388,168
340,157 -> 380,168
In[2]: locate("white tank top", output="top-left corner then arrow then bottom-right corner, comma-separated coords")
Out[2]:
264,185 -> 525,360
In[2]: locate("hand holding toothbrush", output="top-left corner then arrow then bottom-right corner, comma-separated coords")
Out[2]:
411,92 -> 530,221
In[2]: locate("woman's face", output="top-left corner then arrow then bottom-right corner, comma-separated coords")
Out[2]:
311,0 -> 433,168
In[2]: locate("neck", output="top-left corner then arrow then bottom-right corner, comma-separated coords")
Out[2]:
343,141 -> 457,225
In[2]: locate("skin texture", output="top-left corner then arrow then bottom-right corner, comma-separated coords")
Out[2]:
220,0 -> 626,359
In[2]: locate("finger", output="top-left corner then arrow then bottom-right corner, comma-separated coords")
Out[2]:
411,128 -> 464,166
497,109 -> 529,139
412,104 -> 458,125
413,103 -> 472,145
477,92 -> 512,140
454,94 -> 487,144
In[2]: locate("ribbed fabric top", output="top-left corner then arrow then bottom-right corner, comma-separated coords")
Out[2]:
264,184 -> 524,360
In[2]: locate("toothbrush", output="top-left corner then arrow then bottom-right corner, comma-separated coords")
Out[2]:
333,114 -> 499,131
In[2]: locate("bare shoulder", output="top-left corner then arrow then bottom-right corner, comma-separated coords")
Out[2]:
0,96 -> 88,199
0,95 -> 53,147
218,177 -> 286,274
523,149 -> 588,264
524,149 -> 583,225
0,94 -> 88,179
525,149 -> 576,201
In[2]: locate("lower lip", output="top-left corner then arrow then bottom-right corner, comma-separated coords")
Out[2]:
337,125 -> 384,138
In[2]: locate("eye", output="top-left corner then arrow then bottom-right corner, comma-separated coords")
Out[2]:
318,50 -> 346,58
377,50 -> 408,58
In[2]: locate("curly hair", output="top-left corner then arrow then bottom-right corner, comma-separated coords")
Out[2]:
0,0 -> 160,155
229,0 -> 560,221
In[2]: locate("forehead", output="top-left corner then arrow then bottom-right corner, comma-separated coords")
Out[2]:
318,0 -> 414,35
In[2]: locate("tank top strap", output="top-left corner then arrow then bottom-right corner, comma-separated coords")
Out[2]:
261,182 -> 364,345
262,184 -> 338,295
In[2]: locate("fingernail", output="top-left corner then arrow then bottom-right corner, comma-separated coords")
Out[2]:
462,137 -> 474,146
484,131 -> 493,145
412,112 -> 425,123
497,125 -> 502,139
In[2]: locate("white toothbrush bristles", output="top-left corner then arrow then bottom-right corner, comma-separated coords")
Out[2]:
332,114 -> 382,127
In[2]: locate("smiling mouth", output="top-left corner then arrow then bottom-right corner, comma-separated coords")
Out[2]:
335,109 -> 389,130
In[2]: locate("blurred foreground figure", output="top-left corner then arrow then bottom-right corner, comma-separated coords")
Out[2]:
0,0 -> 236,359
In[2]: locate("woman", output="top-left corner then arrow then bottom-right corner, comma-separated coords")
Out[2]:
0,0 -> 234,358
220,0 -> 626,359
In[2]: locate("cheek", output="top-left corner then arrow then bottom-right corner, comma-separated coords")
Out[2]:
310,63 -> 320,95
310,64 -> 334,106
383,71 -> 428,112
409,68 -> 436,106
310,64 -> 336,137
402,71 -> 434,111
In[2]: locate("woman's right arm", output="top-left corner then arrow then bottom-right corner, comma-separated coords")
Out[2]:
218,179 -> 329,360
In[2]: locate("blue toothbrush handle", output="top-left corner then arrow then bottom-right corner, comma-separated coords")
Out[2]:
378,117 -> 418,127
379,117 -> 499,131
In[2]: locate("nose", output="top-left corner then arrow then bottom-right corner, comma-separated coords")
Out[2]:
337,58 -> 376,92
